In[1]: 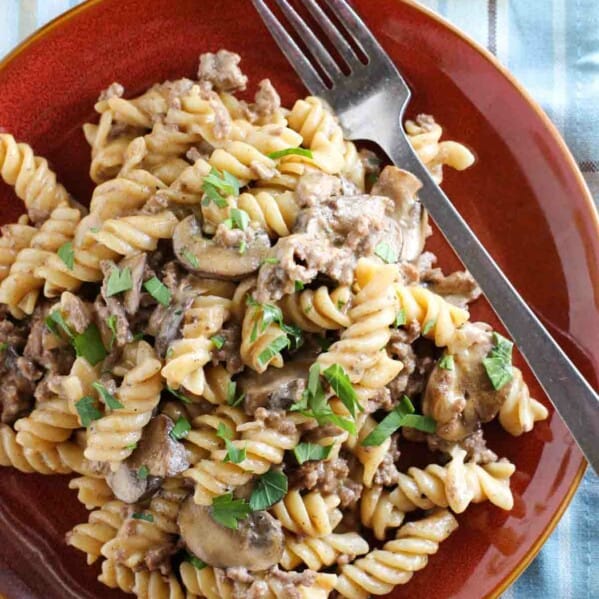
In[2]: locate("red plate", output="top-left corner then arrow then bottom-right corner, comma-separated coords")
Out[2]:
0,1 -> 596,598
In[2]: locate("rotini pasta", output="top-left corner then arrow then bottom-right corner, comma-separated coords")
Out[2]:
69,475 -> 113,510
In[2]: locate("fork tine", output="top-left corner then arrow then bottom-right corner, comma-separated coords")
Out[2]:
303,0 -> 361,69
251,0 -> 328,97
323,0 -> 386,59
274,0 -> 343,81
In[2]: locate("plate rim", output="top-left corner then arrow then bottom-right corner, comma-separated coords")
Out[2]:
0,0 -> 593,597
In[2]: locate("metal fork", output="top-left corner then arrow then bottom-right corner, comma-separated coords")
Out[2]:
252,0 -> 599,472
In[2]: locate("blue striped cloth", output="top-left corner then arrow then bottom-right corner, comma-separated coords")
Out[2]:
0,1 -> 597,598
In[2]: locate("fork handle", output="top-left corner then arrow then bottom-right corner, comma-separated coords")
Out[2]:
386,137 -> 599,474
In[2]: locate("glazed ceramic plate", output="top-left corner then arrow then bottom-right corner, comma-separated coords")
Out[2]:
0,1 -> 597,598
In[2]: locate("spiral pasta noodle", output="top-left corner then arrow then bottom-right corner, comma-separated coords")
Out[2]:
279,285 -> 351,333
162,295 -> 232,396
0,216 -> 37,283
209,140 -> 277,184
85,341 -> 163,467
281,531 -> 369,571
0,204 -> 82,314
185,415 -> 301,505
394,283 -> 470,347
237,188 -> 299,238
69,475 -> 113,510
499,367 -> 549,436
66,500 -> 127,565
101,478 -> 188,570
0,134 -> 71,223
335,509 -> 459,598
360,485 -> 410,541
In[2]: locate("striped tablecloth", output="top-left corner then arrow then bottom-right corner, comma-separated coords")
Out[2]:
0,1 -> 597,598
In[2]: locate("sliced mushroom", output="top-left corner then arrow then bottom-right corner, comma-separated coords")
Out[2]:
178,497 -> 284,570
107,415 -> 189,503
239,358 -> 311,414
152,297 -> 192,358
372,166 -> 428,261
173,215 -> 270,279
120,252 -> 146,315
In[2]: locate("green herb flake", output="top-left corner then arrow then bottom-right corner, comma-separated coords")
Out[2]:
131,512 -> 154,523
73,324 -> 107,366
106,266 -> 133,297
169,416 -> 191,441
92,380 -> 123,410
238,240 -> 247,255
166,385 -> 193,404
322,364 -> 362,418
374,242 -> 398,264
124,442 -> 138,451
230,208 -> 250,231
226,381 -> 245,407
438,354 -> 455,370
422,319 -> 436,335
483,332 -> 514,390
261,257 -> 279,265
293,442 -> 332,465
294,280 -> 305,292
138,465 -> 149,480
106,315 -> 117,350
211,493 -> 251,529
249,470 -> 288,511
257,335 -> 289,366
211,334 -> 225,350
0,342 -> 7,352
184,551 -> 207,570
182,249 -> 200,268
57,241 -> 74,270
267,147 -> 313,160
361,395 -> 435,446
202,167 -> 240,208
394,309 -> 406,327
144,276 -> 171,306
75,396 -> 102,428
45,310 -> 73,339
216,423 -> 246,464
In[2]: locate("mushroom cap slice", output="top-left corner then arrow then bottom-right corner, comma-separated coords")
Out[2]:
173,215 -> 270,280
106,463 -> 162,504
178,497 -> 284,570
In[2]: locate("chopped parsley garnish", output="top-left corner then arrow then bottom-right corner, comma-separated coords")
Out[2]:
106,315 -> 117,350
73,324 -> 107,366
45,310 -> 73,339
258,335 -> 289,366
361,396 -> 436,446
267,147 -> 313,160
138,465 -> 149,480
322,364 -> 362,419
106,266 -> 133,297
124,442 -> 137,450
374,242 -> 398,264
57,242 -> 74,270
238,240 -> 247,255
248,297 -> 303,351
249,470 -> 288,511
394,309 -> 406,327
0,342 -> 7,352
291,363 -> 356,435
92,381 -> 123,410
166,385 -> 193,404
261,257 -> 279,265
226,381 -> 245,407
211,493 -> 251,529
211,334 -> 225,350
169,416 -> 191,441
294,280 -> 305,292
293,442 -> 333,465
144,276 -> 171,306
438,354 -> 455,370
182,249 -> 199,268
132,512 -> 154,523
184,551 -> 207,570
483,332 -> 514,390
75,396 -> 102,428
202,167 -> 240,208
216,423 -> 246,464
422,319 -> 436,335
231,208 -> 249,231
